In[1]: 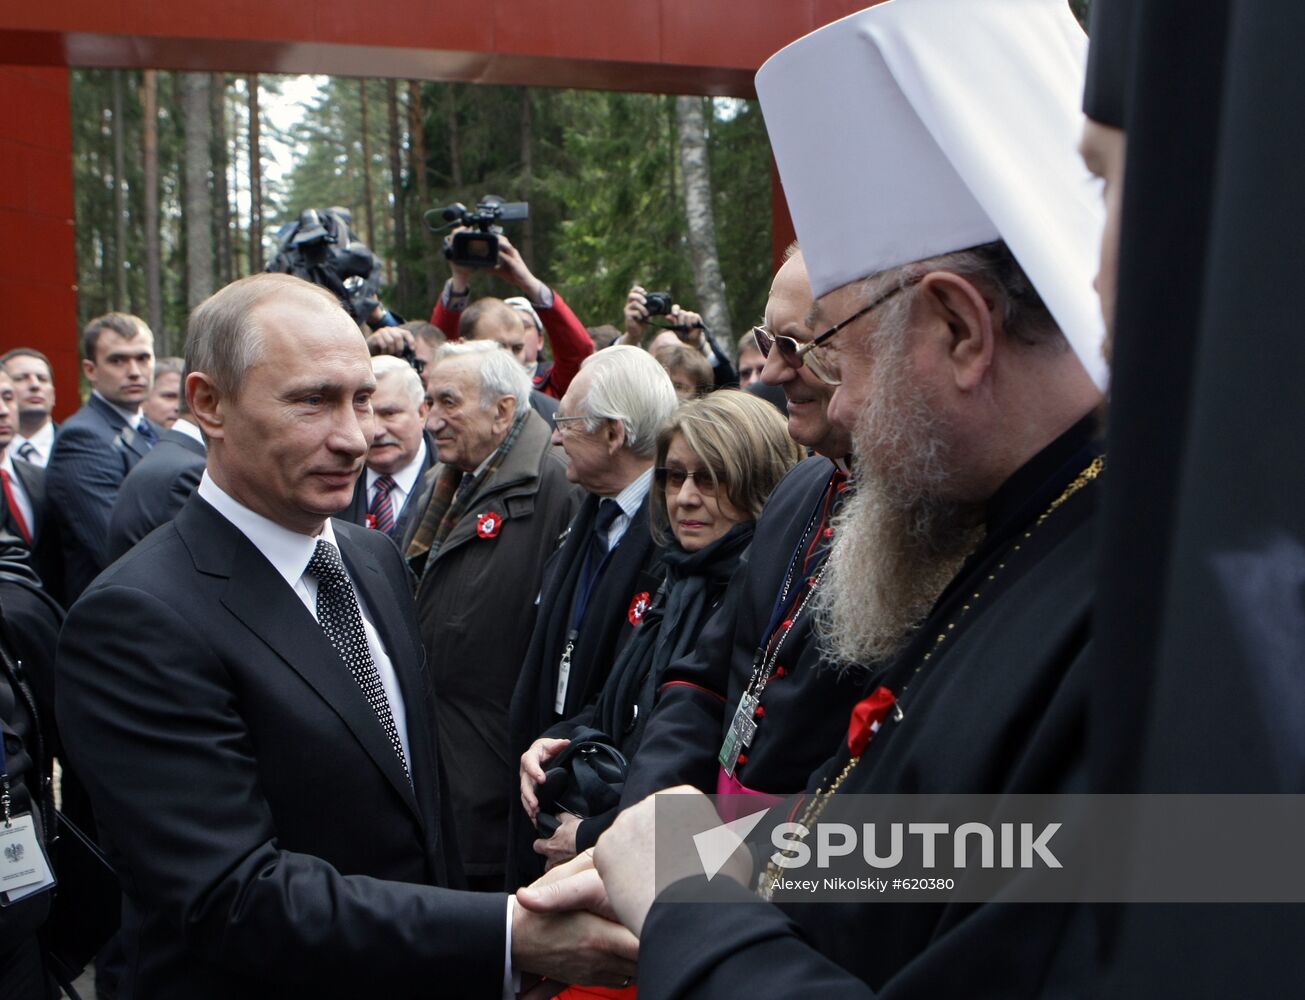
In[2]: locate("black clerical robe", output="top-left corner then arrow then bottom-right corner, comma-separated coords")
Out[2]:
638,416 -> 1103,999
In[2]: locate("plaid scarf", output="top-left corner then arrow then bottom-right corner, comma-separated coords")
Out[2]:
406,409 -> 530,567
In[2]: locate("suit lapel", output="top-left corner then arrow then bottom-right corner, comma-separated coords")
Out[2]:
206,513 -> 424,826
12,458 -> 44,536
89,394 -> 153,461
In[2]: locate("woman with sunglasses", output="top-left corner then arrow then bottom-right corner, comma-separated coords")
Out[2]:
520,390 -> 802,868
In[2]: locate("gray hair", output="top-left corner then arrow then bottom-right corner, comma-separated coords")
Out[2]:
185,273 -> 342,398
576,345 -> 678,458
371,354 -> 425,409
153,356 -> 184,379
860,240 -> 1063,354
432,340 -> 531,412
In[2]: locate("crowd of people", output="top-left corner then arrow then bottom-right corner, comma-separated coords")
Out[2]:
1,0 -> 1298,996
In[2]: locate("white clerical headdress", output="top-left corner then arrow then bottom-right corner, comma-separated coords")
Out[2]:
756,0 -> 1107,388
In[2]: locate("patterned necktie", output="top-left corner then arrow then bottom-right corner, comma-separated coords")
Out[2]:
15,442 -> 36,463
368,475 -> 398,536
136,419 -> 159,446
0,470 -> 32,545
304,540 -> 409,780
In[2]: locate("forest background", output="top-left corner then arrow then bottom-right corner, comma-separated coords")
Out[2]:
72,73 -> 774,361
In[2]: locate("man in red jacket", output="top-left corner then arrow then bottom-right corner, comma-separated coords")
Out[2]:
430,232 -> 593,399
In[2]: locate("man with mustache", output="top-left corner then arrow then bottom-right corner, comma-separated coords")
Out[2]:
340,355 -> 437,544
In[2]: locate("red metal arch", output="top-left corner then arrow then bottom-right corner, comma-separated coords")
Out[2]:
0,1 -> 868,412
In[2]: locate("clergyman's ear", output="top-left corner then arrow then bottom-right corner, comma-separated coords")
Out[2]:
917,271 -> 996,392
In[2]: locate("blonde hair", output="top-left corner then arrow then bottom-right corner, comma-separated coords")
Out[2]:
651,389 -> 804,543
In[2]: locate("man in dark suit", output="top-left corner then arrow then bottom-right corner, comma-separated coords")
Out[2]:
506,345 -> 678,888
105,398 -> 207,562
339,355 -> 436,545
56,273 -> 635,1000
0,369 -> 61,594
45,313 -> 161,602
1,348 -> 58,468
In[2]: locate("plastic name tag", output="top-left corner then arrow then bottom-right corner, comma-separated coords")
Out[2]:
0,813 -> 55,905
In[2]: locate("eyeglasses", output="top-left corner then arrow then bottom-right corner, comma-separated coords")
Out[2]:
552,414 -> 590,435
655,466 -> 719,496
752,277 -> 919,387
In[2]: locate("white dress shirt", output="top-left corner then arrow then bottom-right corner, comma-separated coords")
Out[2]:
365,440 -> 427,519
196,472 -> 411,765
169,418 -> 206,448
0,449 -> 35,533
605,466 -> 654,550
13,420 -> 55,467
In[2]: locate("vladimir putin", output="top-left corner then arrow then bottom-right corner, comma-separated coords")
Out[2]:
56,273 -> 635,999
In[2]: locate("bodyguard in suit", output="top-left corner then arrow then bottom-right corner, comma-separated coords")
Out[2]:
506,345 -> 678,888
0,348 -> 58,467
55,274 -> 637,999
339,355 -> 436,544
406,341 -> 579,890
0,369 -> 61,594
45,313 -> 161,602
105,404 -> 207,562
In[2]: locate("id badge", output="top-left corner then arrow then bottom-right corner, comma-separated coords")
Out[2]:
719,692 -> 760,777
0,813 -> 55,905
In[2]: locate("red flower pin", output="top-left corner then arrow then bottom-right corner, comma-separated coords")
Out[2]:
476,511 -> 503,539
628,591 -> 652,626
847,686 -> 897,757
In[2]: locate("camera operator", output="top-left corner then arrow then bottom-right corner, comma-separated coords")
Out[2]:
621,284 -> 737,389
430,230 -> 593,399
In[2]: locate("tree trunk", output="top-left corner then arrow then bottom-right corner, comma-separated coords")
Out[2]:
387,79 -> 408,302
408,81 -> 435,302
248,74 -> 264,272
142,70 -> 163,337
182,73 -> 214,318
112,72 -> 127,311
360,79 -> 376,249
518,89 -> 535,266
447,83 -> 462,190
675,96 -> 732,349
210,72 -> 232,285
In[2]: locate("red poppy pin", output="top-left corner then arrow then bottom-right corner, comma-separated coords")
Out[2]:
476,511 -> 503,539
847,686 -> 898,757
628,591 -> 652,626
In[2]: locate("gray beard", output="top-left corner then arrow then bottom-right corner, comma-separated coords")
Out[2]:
813,351 -> 984,672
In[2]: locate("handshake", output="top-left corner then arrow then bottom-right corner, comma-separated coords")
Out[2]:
511,787 -> 746,997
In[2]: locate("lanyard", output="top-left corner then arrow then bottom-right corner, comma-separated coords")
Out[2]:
758,469 -> 840,648
0,733 -> 10,826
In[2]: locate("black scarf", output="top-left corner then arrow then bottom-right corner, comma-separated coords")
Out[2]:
593,522 -> 753,756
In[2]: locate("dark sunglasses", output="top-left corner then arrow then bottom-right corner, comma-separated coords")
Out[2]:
654,466 -> 720,496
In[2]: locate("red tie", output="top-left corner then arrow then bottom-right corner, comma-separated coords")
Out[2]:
0,469 -> 32,545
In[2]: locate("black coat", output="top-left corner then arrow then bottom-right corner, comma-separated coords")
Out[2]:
621,456 -> 865,806
2,455 -> 63,598
506,487 -> 665,888
105,427 -> 207,562
56,498 -> 506,999
637,420 -> 1103,999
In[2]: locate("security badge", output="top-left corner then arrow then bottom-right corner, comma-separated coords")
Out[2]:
0,743 -> 55,906
719,691 -> 761,778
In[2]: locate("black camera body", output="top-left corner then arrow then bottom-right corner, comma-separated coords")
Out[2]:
644,291 -> 673,317
428,197 -> 530,268
268,207 -> 384,325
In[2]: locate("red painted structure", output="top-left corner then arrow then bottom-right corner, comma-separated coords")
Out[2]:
0,1 -> 868,416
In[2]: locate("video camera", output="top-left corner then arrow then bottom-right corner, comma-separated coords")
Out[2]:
426,196 -> 530,269
268,207 -> 385,326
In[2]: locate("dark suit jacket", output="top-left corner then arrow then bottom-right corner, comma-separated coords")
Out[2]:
2,455 -> 62,596
105,427 -> 207,562
45,395 -> 160,601
506,487 -> 664,887
56,497 -> 505,999
341,431 -> 437,544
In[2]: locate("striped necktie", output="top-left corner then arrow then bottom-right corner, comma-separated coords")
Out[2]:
368,475 -> 398,536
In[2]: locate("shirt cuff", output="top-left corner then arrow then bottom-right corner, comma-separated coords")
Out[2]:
504,894 -> 520,1000
532,285 -> 555,310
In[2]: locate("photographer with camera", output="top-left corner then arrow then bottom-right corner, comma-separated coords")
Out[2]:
621,285 -> 737,390
429,226 -> 593,400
